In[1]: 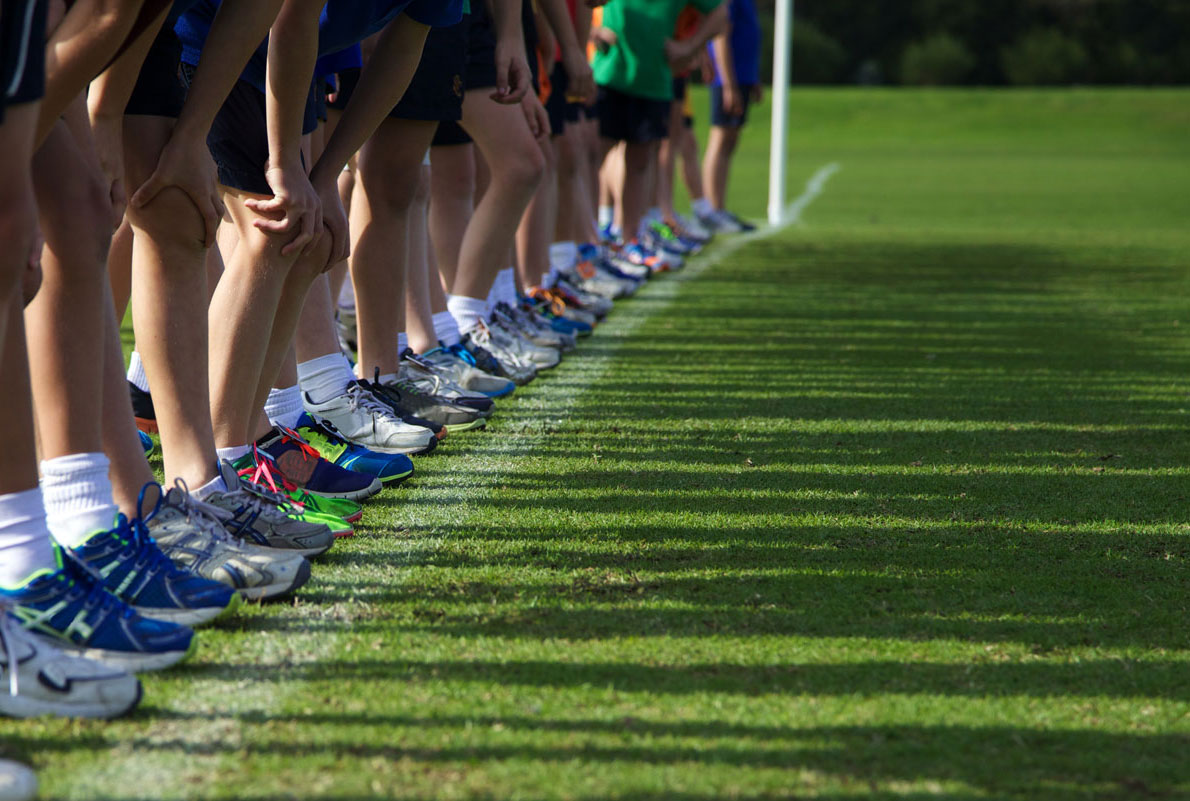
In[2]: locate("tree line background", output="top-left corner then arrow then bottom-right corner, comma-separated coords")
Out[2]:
751,0 -> 1190,86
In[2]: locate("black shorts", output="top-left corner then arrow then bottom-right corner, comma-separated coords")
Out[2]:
544,62 -> 581,137
710,83 -> 756,128
0,0 -> 47,123
126,26 -> 186,118
181,66 -> 274,195
335,23 -> 467,123
432,120 -> 470,147
463,2 -> 497,91
672,76 -> 687,101
595,86 -> 669,144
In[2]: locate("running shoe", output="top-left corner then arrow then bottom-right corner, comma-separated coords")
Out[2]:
370,370 -> 487,434
463,325 -> 537,385
253,426 -> 381,502
128,382 -> 157,433
488,315 -> 561,371
525,298 -> 593,338
527,288 -> 598,330
204,462 -> 336,557
145,482 -> 311,601
493,302 -> 573,353
0,604 -> 142,719
607,243 -> 657,279
232,453 -> 360,534
303,382 -> 438,455
399,350 -> 495,414
553,278 -> 614,319
722,209 -> 757,232
0,759 -> 36,801
675,212 -> 713,243
1,551 -> 196,673
293,412 -> 414,486
69,498 -> 239,627
646,220 -> 695,255
424,345 -> 516,399
138,430 -> 154,455
635,234 -> 684,271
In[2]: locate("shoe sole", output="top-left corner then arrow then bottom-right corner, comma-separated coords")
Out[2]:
0,678 -> 143,719
304,475 -> 383,503
46,635 -> 198,673
237,557 -> 312,601
443,418 -> 487,433
134,592 -> 243,628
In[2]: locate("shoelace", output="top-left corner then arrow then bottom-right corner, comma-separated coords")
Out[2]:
102,513 -> 182,583
344,381 -> 403,421
275,426 -> 323,463
166,479 -> 245,547
237,447 -> 303,505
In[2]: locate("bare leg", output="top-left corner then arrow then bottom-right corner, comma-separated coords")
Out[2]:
703,124 -> 740,211
656,100 -> 683,223
405,165 -> 438,354
676,121 -> 706,206
429,143 -> 475,293
556,122 -> 596,245
123,115 -> 221,488
350,118 -> 436,378
453,89 -> 545,301
515,133 -> 557,291
294,274 -> 344,365
618,140 -> 658,243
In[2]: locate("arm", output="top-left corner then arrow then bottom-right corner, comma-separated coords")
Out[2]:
536,0 -> 595,104
130,0 -> 286,246
86,4 -> 170,224
710,31 -> 740,114
664,4 -> 729,73
38,0 -> 151,143
487,0 -> 531,103
244,0 -> 325,255
308,16 -> 430,265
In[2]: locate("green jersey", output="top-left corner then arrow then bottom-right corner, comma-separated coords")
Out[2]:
592,0 -> 722,102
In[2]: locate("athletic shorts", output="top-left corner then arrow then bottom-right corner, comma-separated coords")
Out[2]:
595,86 -> 669,144
333,22 -> 467,123
0,0 -> 47,123
710,83 -> 756,128
125,25 -> 186,118
544,62 -> 581,137
672,76 -> 687,102
182,66 -> 302,195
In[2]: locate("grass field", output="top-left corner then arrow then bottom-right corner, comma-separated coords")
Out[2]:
5,88 -> 1190,799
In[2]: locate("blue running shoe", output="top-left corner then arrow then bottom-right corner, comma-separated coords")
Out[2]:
138,430 -> 154,455
293,412 -> 415,486
72,491 -> 240,628
1,550 -> 196,673
254,425 -> 382,501
434,344 -> 516,398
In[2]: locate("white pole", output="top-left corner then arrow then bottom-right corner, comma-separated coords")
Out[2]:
767,0 -> 793,226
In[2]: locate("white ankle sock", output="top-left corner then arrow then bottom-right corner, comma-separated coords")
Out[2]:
0,488 -> 60,587
433,311 -> 461,347
447,294 -> 489,334
39,453 -> 119,550
126,351 -> 150,393
497,268 -> 519,306
337,280 -> 356,311
264,384 -> 305,429
193,473 -> 228,501
397,332 -> 408,355
597,205 -> 614,230
692,197 -> 713,217
298,352 -> 357,405
215,444 -> 251,464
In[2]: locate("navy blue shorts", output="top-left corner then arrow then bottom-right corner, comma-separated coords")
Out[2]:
125,26 -> 186,118
0,0 -> 47,123
710,83 -> 756,128
545,62 -> 582,137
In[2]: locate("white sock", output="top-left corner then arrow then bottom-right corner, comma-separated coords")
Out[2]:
549,241 -> 578,271
433,310 -> 461,347
485,280 -> 501,313
337,280 -> 356,312
692,197 -> 713,217
645,206 -> 662,224
447,294 -> 489,334
215,444 -> 251,464
500,269 -> 519,306
298,352 -> 357,405
264,384 -> 305,430
126,351 -> 150,393
597,205 -> 614,230
39,453 -> 119,550
193,473 -> 228,501
0,488 -> 60,587
397,332 -> 408,355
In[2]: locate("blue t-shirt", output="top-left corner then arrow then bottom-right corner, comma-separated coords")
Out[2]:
710,0 -> 761,87
176,0 -> 463,92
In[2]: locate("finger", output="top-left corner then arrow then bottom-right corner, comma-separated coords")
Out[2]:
495,57 -> 510,100
130,174 -> 164,208
253,217 -> 296,234
281,226 -> 313,256
244,196 -> 286,213
199,197 -> 220,248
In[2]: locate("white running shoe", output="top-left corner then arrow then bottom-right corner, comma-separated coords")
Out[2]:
0,606 -> 141,720
304,382 -> 436,455
466,322 -> 538,384
146,482 -> 312,601
0,760 -> 36,801
488,316 -> 561,370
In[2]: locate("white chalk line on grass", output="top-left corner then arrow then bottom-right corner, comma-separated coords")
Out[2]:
62,162 -> 842,800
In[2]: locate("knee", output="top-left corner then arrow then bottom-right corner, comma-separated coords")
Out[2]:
126,186 -> 208,254
412,167 -> 431,207
497,144 -> 545,196
42,172 -> 112,270
288,233 -> 334,285
358,156 -> 419,213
